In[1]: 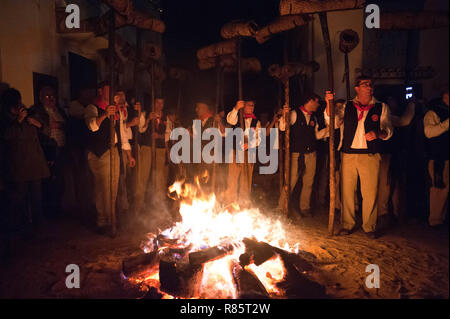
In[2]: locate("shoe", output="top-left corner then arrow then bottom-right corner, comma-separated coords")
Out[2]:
365,231 -> 378,239
338,228 -> 351,236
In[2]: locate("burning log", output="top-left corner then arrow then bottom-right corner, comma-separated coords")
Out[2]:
142,287 -> 164,299
379,11 -> 448,30
256,15 -> 310,44
280,0 -> 365,15
241,238 -> 314,272
159,256 -> 203,298
122,251 -> 160,278
241,238 -> 276,266
197,40 -> 237,60
189,244 -> 235,265
232,263 -> 270,299
268,62 -> 320,79
221,20 -> 259,39
277,253 -> 327,298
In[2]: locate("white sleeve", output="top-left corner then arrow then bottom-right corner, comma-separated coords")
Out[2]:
279,110 -> 297,131
315,124 -> 329,140
165,119 -> 173,143
138,112 -> 148,133
424,110 -> 449,138
226,107 -> 239,125
324,103 -> 344,128
84,104 -> 99,132
380,103 -> 393,140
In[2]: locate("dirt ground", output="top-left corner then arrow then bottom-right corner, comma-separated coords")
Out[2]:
0,203 -> 448,299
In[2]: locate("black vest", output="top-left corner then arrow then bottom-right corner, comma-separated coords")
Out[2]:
427,104 -> 449,160
290,109 -> 317,154
230,117 -> 258,152
140,113 -> 166,148
342,101 -> 382,154
86,106 -> 118,157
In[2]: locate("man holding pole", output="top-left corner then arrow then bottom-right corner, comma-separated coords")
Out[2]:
137,97 -> 167,207
279,92 -> 329,217
325,76 -> 393,239
224,100 -> 261,207
84,98 -> 120,235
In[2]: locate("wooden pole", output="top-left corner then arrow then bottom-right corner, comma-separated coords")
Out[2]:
344,52 -> 350,100
282,78 -> 290,216
281,33 -> 291,216
151,63 -> 156,189
211,63 -> 221,193
277,81 -> 284,196
133,27 -> 142,211
319,12 -> 336,236
236,37 -> 250,199
108,9 -> 117,237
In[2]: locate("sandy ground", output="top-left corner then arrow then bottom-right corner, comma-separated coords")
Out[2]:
0,203 -> 447,299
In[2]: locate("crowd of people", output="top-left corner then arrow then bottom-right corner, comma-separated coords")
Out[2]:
0,75 -> 448,257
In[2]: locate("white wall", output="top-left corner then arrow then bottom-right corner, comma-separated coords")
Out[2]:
0,0 -> 105,107
0,0 -> 61,106
311,9 -> 364,100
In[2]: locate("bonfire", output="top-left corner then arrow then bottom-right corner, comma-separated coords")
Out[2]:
122,178 -> 326,299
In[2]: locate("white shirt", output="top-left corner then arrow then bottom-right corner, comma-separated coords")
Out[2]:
324,97 -> 393,150
84,104 -> 131,151
226,107 -> 262,148
424,108 -> 449,138
279,108 -> 329,140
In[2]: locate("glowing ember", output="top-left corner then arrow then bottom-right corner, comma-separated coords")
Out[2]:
127,178 -> 299,299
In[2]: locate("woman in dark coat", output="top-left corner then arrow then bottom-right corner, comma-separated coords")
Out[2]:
0,88 -> 49,255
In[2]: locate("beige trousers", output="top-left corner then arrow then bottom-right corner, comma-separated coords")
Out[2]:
290,152 -> 317,211
135,145 -> 151,211
153,147 -> 169,198
136,146 -> 168,209
88,148 -> 120,227
225,151 -> 254,205
428,160 -> 449,226
341,153 -> 380,233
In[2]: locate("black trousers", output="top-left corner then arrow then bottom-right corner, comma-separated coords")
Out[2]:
4,180 -> 43,235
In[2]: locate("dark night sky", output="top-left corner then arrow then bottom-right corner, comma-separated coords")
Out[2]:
157,0 -> 285,118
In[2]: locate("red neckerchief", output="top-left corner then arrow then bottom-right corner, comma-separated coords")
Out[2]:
244,113 -> 257,119
300,105 -> 312,116
354,101 -> 374,121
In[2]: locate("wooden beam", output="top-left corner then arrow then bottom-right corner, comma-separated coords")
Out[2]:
280,0 -> 365,15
